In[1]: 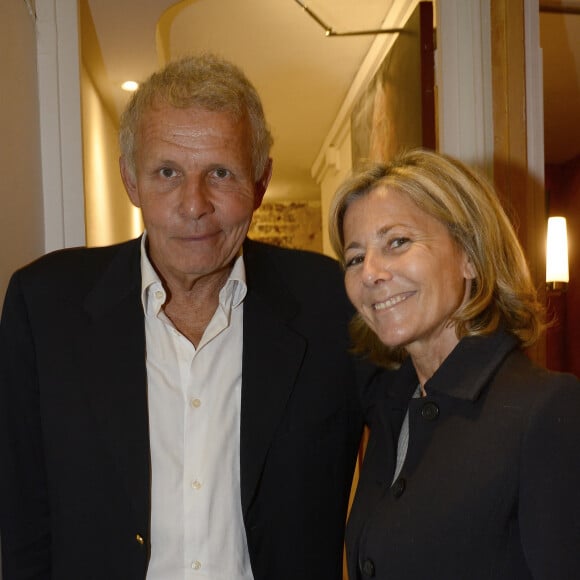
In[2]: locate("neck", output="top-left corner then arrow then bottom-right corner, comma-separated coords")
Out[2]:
161,268 -> 232,348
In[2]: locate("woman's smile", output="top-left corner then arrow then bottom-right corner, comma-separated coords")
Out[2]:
372,291 -> 415,311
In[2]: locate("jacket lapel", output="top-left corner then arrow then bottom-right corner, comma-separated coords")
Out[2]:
80,239 -> 151,524
239,241 -> 307,515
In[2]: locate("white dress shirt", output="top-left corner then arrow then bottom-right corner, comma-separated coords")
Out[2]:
140,236 -> 254,580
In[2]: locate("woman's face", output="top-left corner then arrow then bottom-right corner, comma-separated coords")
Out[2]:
342,186 -> 475,362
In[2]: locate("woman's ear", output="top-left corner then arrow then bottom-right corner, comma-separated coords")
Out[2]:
462,252 -> 477,280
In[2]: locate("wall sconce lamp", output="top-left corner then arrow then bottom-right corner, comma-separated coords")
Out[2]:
546,216 -> 569,291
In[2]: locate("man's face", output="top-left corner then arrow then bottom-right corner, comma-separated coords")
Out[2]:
121,103 -> 271,290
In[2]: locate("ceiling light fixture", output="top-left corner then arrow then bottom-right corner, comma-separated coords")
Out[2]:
121,81 -> 139,92
293,0 -> 404,37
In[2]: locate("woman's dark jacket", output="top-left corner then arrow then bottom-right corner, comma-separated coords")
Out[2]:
347,330 -> 580,579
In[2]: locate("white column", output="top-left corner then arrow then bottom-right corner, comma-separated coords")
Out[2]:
36,0 -> 85,251
523,0 -> 545,190
435,0 -> 494,175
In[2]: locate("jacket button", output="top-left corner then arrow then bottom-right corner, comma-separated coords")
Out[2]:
391,477 -> 406,498
360,558 -> 376,577
421,401 -> 440,421
135,534 -> 145,545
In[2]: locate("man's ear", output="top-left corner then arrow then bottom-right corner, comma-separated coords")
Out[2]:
119,156 -> 141,208
253,158 -> 273,210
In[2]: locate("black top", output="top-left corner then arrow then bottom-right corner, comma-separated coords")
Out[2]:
347,330 -> 580,579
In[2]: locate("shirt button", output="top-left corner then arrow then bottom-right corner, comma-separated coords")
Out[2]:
391,477 -> 406,498
154,290 -> 164,300
135,533 -> 145,545
191,479 -> 202,490
361,558 -> 375,577
191,560 -> 202,570
191,398 -> 201,408
421,401 -> 440,421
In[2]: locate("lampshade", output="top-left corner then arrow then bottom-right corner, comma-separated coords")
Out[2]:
546,216 -> 569,286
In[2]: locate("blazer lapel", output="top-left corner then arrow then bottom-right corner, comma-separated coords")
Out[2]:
239,242 -> 307,515
80,240 -> 151,525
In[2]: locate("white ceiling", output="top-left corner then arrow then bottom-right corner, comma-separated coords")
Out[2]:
86,0 -> 398,201
85,0 -> 580,203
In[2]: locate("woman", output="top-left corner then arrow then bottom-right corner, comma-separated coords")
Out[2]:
329,149 -> 580,579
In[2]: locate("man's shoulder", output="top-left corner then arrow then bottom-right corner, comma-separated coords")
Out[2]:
243,239 -> 350,317
244,239 -> 341,277
15,238 -> 141,294
22,238 -> 138,271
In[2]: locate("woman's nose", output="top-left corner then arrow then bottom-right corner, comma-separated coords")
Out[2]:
361,252 -> 392,286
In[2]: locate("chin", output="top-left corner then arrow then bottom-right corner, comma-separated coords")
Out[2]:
377,330 -> 410,350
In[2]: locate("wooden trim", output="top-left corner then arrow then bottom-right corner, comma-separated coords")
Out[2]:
420,1 -> 436,150
490,0 -> 546,365
491,0 -> 528,222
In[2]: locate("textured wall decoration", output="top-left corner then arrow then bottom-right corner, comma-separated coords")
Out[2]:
248,201 -> 322,252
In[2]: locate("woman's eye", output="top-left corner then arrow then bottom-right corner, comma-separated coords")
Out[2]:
390,237 -> 410,249
345,255 -> 364,268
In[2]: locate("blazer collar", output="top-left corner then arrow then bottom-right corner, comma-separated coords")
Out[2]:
83,237 -> 142,319
425,329 -> 519,400
392,329 -> 520,403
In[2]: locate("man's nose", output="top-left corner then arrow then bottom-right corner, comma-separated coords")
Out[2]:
179,177 -> 213,219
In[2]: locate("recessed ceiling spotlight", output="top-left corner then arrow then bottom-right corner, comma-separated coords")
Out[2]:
121,81 -> 139,92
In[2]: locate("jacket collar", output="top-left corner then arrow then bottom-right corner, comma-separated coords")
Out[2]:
83,237 -> 142,319
392,329 -> 520,403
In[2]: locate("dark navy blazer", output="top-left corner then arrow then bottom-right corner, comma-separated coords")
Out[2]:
0,237 -> 375,580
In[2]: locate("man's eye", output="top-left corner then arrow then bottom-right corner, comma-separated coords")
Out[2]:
159,168 -> 177,179
213,167 -> 230,179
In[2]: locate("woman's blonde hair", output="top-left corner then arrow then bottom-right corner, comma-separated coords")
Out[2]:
119,53 -> 273,180
329,149 -> 545,367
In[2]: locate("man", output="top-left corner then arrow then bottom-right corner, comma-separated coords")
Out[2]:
0,54 -> 374,579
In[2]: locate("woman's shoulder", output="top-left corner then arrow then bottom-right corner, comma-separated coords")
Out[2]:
493,348 -> 580,420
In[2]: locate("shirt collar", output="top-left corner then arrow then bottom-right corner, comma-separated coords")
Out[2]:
140,232 -> 247,316
140,233 -> 162,316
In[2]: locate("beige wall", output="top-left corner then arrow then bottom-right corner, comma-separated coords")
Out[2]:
0,0 -> 45,309
319,134 -> 353,258
80,62 -> 143,247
